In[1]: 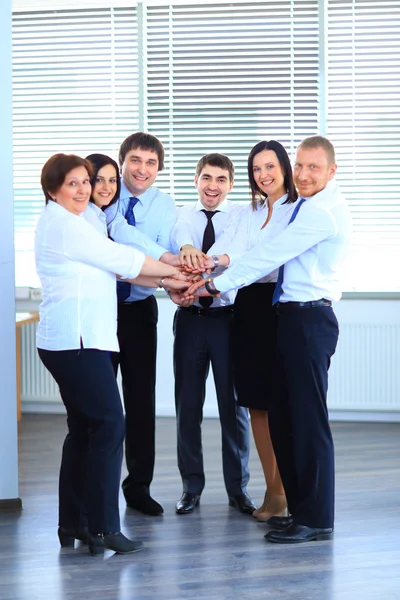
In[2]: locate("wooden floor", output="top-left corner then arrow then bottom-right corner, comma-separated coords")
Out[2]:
0,416 -> 399,600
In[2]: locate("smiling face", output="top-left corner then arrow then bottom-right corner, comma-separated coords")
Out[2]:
293,146 -> 337,198
53,166 -> 91,215
194,165 -> 234,210
91,163 -> 118,208
121,147 -> 159,196
252,149 -> 286,203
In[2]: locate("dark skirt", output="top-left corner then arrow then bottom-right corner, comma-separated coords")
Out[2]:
232,282 -> 277,410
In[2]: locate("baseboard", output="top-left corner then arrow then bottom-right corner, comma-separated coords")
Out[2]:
329,410 -> 400,423
0,498 -> 23,511
22,400 -> 66,415
21,401 -> 400,423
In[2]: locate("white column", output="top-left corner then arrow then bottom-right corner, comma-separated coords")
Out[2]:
0,0 -> 21,508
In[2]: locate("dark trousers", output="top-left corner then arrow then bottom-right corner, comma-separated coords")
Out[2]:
173,307 -> 250,496
38,348 -> 125,533
268,306 -> 339,529
111,295 -> 158,499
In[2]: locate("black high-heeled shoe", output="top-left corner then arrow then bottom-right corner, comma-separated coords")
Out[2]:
88,532 -> 144,556
58,526 -> 89,547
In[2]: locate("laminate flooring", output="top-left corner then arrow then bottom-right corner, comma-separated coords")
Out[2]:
0,415 -> 399,600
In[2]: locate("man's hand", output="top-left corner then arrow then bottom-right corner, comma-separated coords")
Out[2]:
168,291 -> 196,307
180,244 -> 208,270
184,278 -> 220,299
160,251 -> 181,267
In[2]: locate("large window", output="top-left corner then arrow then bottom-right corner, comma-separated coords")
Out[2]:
11,0 -> 400,291
326,0 -> 400,292
12,6 -> 139,286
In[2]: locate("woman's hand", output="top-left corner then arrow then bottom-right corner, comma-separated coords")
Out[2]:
161,277 -> 191,292
180,245 -> 208,270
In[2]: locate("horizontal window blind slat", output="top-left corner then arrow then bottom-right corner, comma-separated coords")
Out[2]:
12,5 -> 139,281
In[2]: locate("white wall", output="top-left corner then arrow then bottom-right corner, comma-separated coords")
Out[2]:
0,0 -> 20,503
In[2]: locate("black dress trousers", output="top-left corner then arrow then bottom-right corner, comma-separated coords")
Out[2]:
38,347 -> 125,534
173,307 -> 250,496
111,295 -> 158,499
268,305 -> 339,529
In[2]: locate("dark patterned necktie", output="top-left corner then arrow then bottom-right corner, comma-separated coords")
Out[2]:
200,209 -> 219,309
272,197 -> 307,306
117,196 -> 140,303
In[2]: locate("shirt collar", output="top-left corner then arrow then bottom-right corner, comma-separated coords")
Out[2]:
302,179 -> 343,209
87,201 -> 105,219
195,197 -> 231,214
46,200 -> 83,217
120,181 -> 155,204
274,192 -> 288,206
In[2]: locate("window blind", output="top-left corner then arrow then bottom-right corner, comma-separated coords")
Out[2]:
12,7 -> 139,286
326,0 -> 400,291
145,0 -> 320,204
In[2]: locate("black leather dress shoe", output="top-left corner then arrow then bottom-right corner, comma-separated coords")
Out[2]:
265,524 -> 333,544
175,492 -> 201,514
228,492 -> 257,515
88,532 -> 144,556
125,493 -> 164,516
266,515 -> 293,530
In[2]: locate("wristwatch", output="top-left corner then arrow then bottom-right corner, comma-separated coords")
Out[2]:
204,278 -> 220,296
211,255 -> 220,268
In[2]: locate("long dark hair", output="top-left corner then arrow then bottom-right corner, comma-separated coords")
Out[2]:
86,153 -> 121,211
248,141 -> 298,210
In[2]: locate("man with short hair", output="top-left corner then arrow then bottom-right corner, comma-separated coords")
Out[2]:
106,132 -> 179,516
188,136 -> 352,540
170,153 -> 255,516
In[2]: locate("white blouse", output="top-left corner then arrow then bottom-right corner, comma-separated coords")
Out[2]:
35,201 -> 145,352
210,194 -> 295,283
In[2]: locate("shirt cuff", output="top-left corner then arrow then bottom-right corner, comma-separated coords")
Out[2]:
213,272 -> 237,294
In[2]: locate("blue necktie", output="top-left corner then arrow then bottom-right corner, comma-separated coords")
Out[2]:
117,196 -> 140,303
272,197 -> 306,306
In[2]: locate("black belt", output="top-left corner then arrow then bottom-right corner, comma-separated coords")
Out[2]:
180,305 -> 233,318
277,299 -> 332,309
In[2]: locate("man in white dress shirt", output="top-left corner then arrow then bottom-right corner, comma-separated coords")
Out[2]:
187,137 -> 352,541
170,153 -> 256,515
104,132 -> 179,516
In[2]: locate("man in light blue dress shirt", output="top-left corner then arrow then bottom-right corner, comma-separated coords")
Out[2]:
105,132 -> 179,516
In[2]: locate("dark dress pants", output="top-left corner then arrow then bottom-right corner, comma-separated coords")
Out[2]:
173,307 -> 250,496
111,295 -> 158,500
268,305 -> 339,529
38,348 -> 125,534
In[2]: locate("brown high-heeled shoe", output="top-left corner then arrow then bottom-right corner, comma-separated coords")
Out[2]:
252,490 -> 270,518
256,493 -> 287,522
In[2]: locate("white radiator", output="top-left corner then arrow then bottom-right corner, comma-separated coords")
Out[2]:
20,321 -> 62,411
329,323 -> 400,412
20,301 -> 400,421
